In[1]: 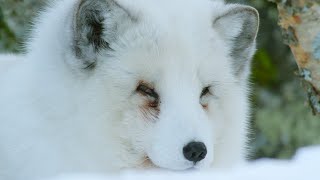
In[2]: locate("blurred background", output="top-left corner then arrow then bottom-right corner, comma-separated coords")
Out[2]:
0,0 -> 319,160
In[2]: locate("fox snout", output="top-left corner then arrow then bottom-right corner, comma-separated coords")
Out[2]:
183,142 -> 207,163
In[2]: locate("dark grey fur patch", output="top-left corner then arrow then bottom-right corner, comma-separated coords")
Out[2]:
72,0 -> 136,70
215,6 -> 259,78
73,0 -> 108,69
231,9 -> 259,76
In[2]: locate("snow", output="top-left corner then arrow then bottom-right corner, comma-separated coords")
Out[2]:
46,146 -> 319,180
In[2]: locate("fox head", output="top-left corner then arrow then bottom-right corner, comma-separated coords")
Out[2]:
45,0 -> 259,170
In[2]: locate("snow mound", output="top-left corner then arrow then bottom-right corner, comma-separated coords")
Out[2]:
47,146 -> 320,180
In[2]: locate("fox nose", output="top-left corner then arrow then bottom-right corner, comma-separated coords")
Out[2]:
183,142 -> 207,163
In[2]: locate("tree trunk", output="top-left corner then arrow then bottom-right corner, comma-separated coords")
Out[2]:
270,0 -> 320,115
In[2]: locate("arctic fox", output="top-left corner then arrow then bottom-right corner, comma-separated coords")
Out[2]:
0,0 -> 259,179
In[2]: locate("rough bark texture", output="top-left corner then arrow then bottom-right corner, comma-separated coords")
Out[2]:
270,0 -> 320,115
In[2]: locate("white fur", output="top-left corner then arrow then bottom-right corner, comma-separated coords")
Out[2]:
0,0 -> 257,179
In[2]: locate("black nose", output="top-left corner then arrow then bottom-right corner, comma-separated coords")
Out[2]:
183,142 -> 207,163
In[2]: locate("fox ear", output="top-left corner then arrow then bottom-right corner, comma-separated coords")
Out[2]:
72,0 -> 135,69
213,5 -> 259,80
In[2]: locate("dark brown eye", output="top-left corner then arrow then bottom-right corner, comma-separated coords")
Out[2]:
200,86 -> 211,97
137,84 -> 159,99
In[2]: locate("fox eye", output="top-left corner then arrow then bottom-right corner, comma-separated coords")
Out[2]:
137,83 -> 159,99
200,86 -> 211,97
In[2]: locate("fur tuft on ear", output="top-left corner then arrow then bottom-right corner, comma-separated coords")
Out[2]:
213,5 -> 259,80
72,0 -> 135,70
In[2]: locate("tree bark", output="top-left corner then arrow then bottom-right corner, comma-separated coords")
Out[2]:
270,0 -> 320,115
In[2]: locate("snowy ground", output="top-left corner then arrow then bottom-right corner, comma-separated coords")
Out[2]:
47,146 -> 319,180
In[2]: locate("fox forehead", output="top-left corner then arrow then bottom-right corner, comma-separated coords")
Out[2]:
108,25 -> 234,87
111,0 -> 226,46
100,0 -> 233,81
117,0 -> 223,21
